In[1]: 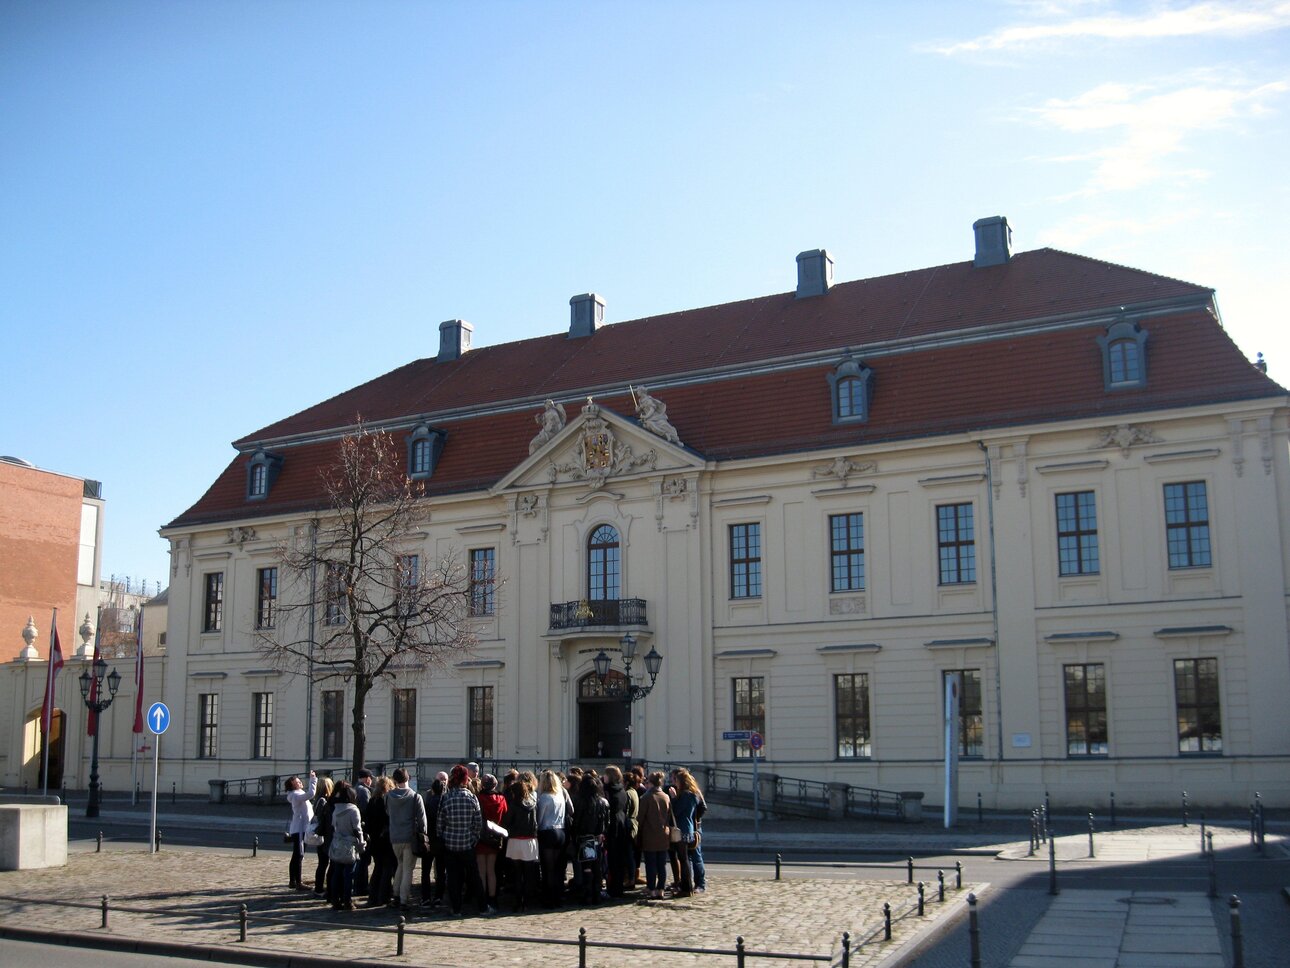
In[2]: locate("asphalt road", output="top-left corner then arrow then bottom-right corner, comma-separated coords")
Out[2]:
0,937 -> 265,968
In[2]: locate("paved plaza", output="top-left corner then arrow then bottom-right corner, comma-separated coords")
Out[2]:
0,845 -> 975,967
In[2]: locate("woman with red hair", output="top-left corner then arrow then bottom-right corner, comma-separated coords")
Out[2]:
437,763 -> 483,916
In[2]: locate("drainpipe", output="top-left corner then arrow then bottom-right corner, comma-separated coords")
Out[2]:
305,519 -> 318,774
977,442 -> 1005,764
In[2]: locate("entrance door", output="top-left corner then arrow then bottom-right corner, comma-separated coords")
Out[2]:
577,671 -> 631,759
24,708 -> 65,789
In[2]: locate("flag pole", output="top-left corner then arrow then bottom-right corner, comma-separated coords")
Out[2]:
131,609 -> 142,805
41,608 -> 57,798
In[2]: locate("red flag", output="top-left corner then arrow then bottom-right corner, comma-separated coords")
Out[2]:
41,611 -> 64,738
132,608 -> 145,734
87,610 -> 101,737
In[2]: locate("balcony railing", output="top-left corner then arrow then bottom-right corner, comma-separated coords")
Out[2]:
549,598 -> 648,631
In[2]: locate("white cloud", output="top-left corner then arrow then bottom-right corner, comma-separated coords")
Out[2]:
929,1 -> 1290,55
1028,77 -> 1287,195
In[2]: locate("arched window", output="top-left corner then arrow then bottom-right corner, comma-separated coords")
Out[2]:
406,424 -> 445,479
827,357 -> 873,424
587,525 -> 621,601
1097,320 -> 1148,389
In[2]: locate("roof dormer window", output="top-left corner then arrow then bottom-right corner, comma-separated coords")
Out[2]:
246,450 -> 283,501
1097,320 -> 1148,389
828,357 -> 873,424
406,424 -> 445,479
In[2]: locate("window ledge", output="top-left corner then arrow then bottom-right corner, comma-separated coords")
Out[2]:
1144,449 -> 1221,464
1044,631 -> 1119,643
924,637 -> 994,650
816,643 -> 881,654
1154,625 -> 1233,638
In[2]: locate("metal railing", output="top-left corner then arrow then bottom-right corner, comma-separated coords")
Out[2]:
774,776 -> 831,812
844,784 -> 904,820
548,598 -> 648,630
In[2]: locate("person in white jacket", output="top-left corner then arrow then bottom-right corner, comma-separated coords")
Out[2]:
285,770 -> 317,889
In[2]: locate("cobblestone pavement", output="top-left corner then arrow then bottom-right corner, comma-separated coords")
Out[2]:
0,849 -> 982,967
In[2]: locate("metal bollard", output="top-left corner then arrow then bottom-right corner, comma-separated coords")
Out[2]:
239,903 -> 247,942
101,895 -> 109,929
154,828 -> 162,852
1045,791 -> 1051,824
775,852 -> 781,881
883,902 -> 892,940
171,781 -> 176,804
396,916 -> 405,956
937,869 -> 945,902
1207,833 -> 1217,898
736,936 -> 746,968
97,830 -> 103,852
1039,806 -> 1047,844
1200,812 -> 1207,854
1229,895 -> 1244,968
1048,822 -> 1059,896
907,856 -> 914,884
840,931 -> 851,968
968,893 -> 981,968
1088,812 -> 1095,858
1182,790 -> 1189,827
22,780 -> 29,795
1257,800 -> 1266,855
1028,812 -> 1037,857
917,882 -> 925,916
1249,804 -> 1257,846
579,927 -> 587,968
977,791 -> 983,823
1110,791 -> 1116,827
252,836 -> 258,858
955,861 -> 963,889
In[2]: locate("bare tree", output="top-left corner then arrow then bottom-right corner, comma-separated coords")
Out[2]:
257,425 -> 484,777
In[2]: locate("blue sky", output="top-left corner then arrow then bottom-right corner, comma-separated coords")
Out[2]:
4,1 -> 1288,591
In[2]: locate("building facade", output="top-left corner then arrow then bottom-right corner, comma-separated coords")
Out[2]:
149,218 -> 1288,808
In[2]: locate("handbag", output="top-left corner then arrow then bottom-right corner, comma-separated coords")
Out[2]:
303,817 -> 324,847
578,836 -> 599,863
282,828 -> 293,844
670,826 -> 682,844
480,819 -> 507,849
413,830 -> 432,858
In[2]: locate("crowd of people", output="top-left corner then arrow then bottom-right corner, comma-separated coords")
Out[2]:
284,761 -> 707,917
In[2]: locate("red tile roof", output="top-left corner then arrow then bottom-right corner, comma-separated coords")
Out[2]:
166,249 -> 1280,530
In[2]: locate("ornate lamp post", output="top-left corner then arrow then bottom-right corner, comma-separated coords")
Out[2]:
79,657 -> 121,818
593,632 -> 663,703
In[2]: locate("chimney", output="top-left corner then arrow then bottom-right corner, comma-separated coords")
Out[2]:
568,293 -> 605,338
795,249 -> 833,298
438,319 -> 473,362
973,216 -> 1012,268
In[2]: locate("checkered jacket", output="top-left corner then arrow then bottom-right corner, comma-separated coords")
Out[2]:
436,786 -> 482,851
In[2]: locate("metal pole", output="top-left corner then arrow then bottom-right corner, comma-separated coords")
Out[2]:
305,520 -> 318,775
883,902 -> 892,940
101,895 -> 108,929
96,830 -> 103,852
396,916 -> 405,956
774,852 -> 781,881
87,718 -> 102,818
955,861 -> 963,889
977,791 -> 983,823
1048,820 -> 1058,896
1228,895 -> 1244,968
1110,791 -> 1116,827
917,882 -> 925,916
150,733 -> 160,854
736,936 -> 746,968
1088,812 -> 1095,858
968,893 -> 981,968
252,836 -> 259,857
840,932 -> 851,968
1200,812 -> 1206,854
239,903 -> 247,942
41,608 -> 56,799
1182,790 -> 1188,827
1207,833 -> 1217,898
752,749 -> 760,844
907,856 -> 914,884
579,927 -> 587,968
938,869 -> 945,902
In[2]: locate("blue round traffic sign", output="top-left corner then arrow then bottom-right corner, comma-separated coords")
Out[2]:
147,701 -> 171,735
750,731 -> 764,751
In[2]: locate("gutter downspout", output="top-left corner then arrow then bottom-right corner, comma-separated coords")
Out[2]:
977,442 -> 1005,765
305,519 -> 318,774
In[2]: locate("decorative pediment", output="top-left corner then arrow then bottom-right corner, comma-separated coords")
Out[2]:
1091,423 -> 1162,458
493,397 -> 703,496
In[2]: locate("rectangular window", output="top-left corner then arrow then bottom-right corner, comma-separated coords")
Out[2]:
397,554 -> 420,616
392,688 -> 416,760
1056,492 -> 1100,576
203,572 -> 224,633
829,513 -> 865,592
252,692 -> 273,759
468,686 -> 494,759
1164,482 -> 1212,568
321,690 -> 344,760
1175,658 -> 1222,754
1063,664 -> 1108,756
731,676 -> 765,759
324,562 -> 346,626
255,566 -> 278,629
198,693 -> 218,759
943,669 -> 983,757
729,523 -> 762,599
937,504 -> 976,584
469,548 -> 496,617
834,673 -> 871,758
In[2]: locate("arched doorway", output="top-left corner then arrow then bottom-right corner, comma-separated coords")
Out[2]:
23,708 -> 66,789
577,670 -> 630,760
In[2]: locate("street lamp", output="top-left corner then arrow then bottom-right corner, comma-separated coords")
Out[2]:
593,632 -> 663,703
79,657 -> 121,818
